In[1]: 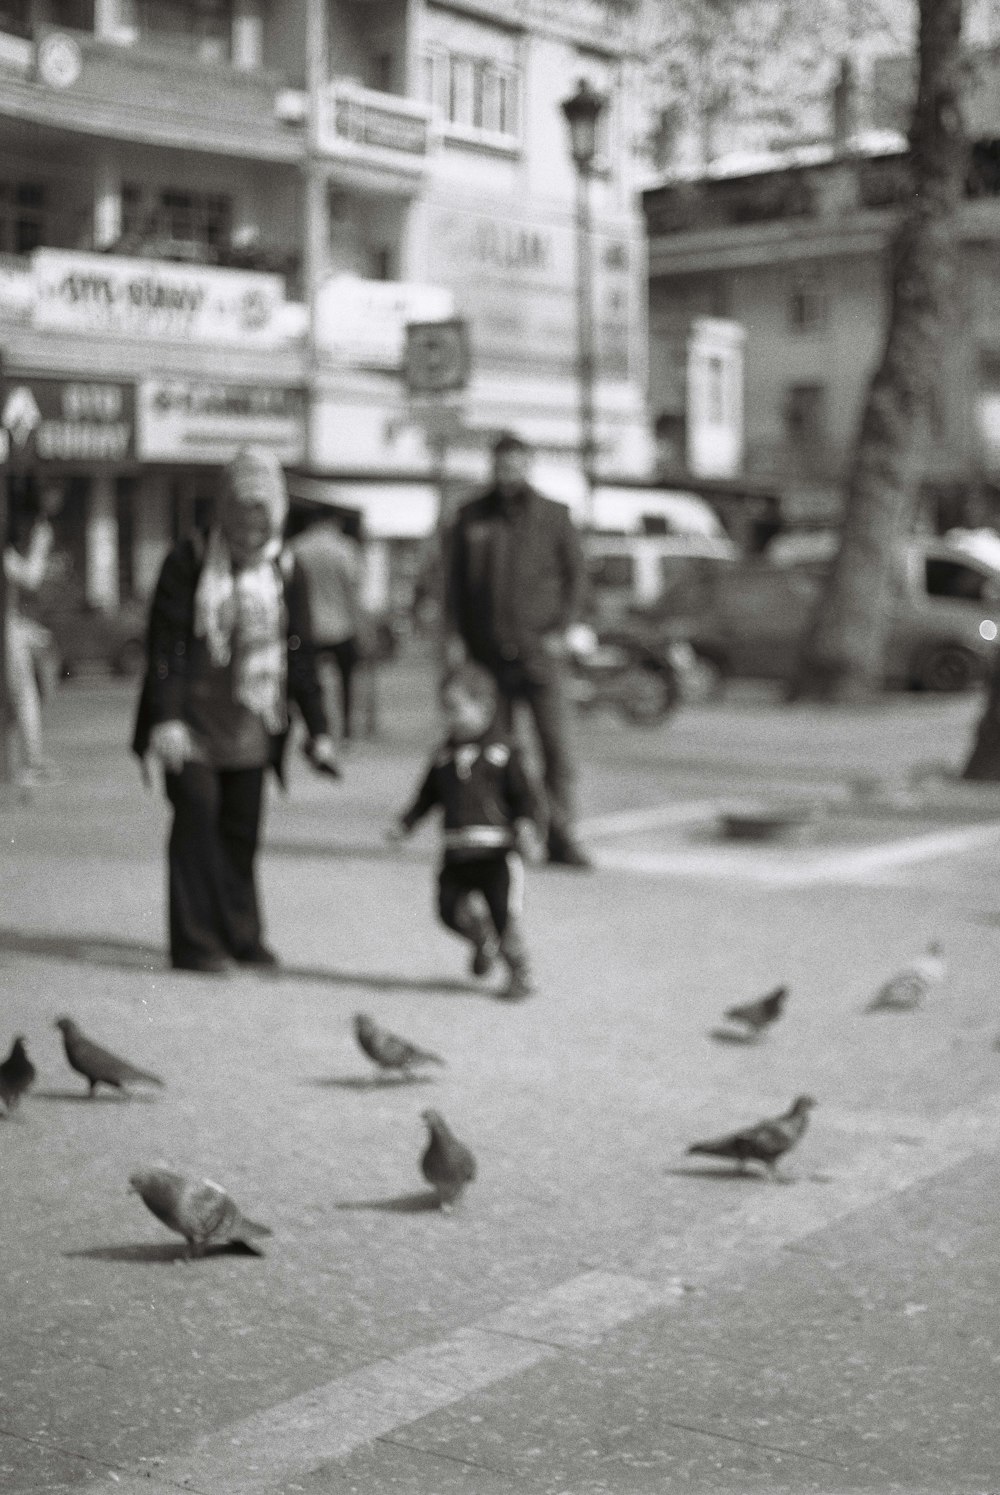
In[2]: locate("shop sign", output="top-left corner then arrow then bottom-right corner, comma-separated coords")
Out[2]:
32,249 -> 289,346
137,381 -> 306,464
426,203 -> 634,379
315,278 -> 454,369
318,82 -> 433,163
0,376 -> 134,465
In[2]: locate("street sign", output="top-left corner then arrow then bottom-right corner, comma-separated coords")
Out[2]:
404,318 -> 469,394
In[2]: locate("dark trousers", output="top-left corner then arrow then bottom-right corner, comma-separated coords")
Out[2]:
495,670 -> 576,848
318,638 -> 359,739
165,762 -> 266,968
438,854 -> 523,945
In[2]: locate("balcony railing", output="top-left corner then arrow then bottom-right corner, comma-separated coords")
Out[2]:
317,80 -> 434,178
0,27 -> 303,161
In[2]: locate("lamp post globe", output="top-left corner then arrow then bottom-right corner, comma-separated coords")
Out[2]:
560,77 -> 606,173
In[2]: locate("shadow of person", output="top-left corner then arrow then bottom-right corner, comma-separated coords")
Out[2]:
0,928 -> 165,973
335,1190 -> 441,1214
0,927 -> 483,997
32,1088 -> 158,1104
64,1240 -> 264,1263
708,1027 -> 761,1046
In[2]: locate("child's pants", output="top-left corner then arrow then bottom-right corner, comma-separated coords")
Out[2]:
438,852 -> 525,956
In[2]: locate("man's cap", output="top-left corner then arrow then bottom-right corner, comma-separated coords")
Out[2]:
492,429 -> 530,456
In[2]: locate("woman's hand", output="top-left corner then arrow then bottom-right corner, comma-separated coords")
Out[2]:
149,720 -> 196,775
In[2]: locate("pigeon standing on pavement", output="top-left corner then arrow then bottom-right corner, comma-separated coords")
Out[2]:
865,941 -> 946,1013
0,1036 -> 36,1113
723,985 -> 789,1038
687,1095 -> 817,1180
420,1109 -> 476,1207
54,1017 -> 165,1096
129,1167 -> 272,1257
354,1013 -> 445,1077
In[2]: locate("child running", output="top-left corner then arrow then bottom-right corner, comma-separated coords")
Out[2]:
390,662 -> 541,1000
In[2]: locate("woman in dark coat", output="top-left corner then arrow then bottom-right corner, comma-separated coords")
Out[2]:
132,447 -> 339,973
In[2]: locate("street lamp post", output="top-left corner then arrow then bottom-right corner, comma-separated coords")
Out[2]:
561,78 -> 607,532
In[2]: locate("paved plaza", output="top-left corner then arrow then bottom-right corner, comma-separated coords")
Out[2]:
3,661 -> 1000,1494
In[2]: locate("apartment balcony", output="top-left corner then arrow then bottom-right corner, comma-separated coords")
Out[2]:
0,25 -> 304,162
316,80 -> 434,193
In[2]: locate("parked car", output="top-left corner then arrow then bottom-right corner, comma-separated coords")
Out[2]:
36,597 -> 147,679
640,537 -> 1000,694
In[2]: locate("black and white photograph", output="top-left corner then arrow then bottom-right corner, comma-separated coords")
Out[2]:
3,0 -> 1000,1490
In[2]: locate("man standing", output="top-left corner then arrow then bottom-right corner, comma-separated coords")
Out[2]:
445,431 -> 591,868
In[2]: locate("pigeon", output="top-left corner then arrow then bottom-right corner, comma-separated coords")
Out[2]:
353,1013 -> 445,1076
723,985 -> 789,1037
687,1095 -> 817,1180
0,1036 -> 36,1113
420,1109 -> 476,1208
129,1167 -> 272,1257
54,1017 -> 165,1096
866,941 -> 946,1013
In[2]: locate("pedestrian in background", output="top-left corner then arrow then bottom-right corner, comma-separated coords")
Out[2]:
390,662 -> 542,1000
131,446 -> 338,974
445,430 -> 592,868
4,487 -> 58,790
290,513 -> 363,751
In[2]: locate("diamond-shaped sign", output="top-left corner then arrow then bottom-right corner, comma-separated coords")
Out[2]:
404,319 -> 469,394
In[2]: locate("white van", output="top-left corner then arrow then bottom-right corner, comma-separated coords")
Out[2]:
584,490 -> 738,628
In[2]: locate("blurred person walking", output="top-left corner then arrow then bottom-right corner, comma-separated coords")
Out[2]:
289,513 -> 363,748
445,431 -> 592,868
4,488 -> 58,790
131,447 -> 339,974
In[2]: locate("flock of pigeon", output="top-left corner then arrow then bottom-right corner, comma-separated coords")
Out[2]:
0,939 -> 949,1254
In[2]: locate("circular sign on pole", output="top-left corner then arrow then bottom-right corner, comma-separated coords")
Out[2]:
37,32 -> 83,90
404,318 -> 469,395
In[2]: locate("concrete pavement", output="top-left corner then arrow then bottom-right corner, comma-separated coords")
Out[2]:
3,664 -> 1000,1494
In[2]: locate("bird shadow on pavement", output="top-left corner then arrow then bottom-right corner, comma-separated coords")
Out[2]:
65,1241 -> 263,1264
32,1088 -> 157,1104
708,1027 -> 760,1045
303,1074 -> 436,1091
664,1164 -> 770,1184
336,1190 -> 441,1214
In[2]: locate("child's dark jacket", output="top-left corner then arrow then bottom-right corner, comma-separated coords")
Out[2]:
401,730 -> 539,861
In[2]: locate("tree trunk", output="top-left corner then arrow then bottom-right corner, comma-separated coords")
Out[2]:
789,0 -> 965,703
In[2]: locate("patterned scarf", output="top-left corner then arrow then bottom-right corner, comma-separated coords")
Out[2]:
193,527 -> 287,734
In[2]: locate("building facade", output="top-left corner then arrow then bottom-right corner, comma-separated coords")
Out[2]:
0,0 -> 652,612
643,121 -> 1000,529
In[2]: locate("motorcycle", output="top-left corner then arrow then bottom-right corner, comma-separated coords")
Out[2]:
567,628 -> 685,725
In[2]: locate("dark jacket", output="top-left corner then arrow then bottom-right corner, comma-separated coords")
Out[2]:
445,484 -> 585,681
130,533 -> 327,781
400,729 -> 539,861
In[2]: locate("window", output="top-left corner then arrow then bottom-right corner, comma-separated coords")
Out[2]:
588,553 -> 635,590
133,0 -> 232,61
119,184 -> 232,255
423,49 -> 521,139
788,271 -> 828,334
784,383 -> 827,447
925,558 -> 993,601
0,181 -> 47,255
0,1 -> 29,37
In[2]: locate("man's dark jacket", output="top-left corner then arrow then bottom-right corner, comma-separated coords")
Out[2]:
130,533 -> 327,780
445,484 -> 585,681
